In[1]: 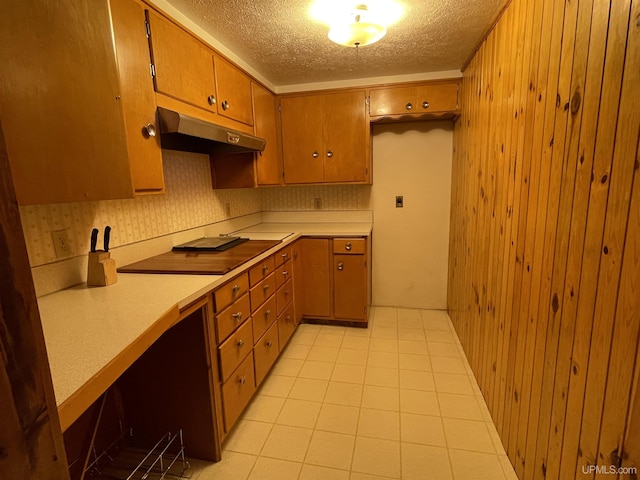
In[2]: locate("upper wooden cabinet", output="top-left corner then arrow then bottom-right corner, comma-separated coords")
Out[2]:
146,9 -> 218,114
214,55 -> 253,126
369,81 -> 459,120
0,0 -> 163,205
252,83 -> 282,185
280,91 -> 369,184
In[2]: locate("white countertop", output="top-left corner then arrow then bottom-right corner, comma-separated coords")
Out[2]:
38,221 -> 372,409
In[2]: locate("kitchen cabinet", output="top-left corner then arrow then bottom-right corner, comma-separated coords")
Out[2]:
369,81 -> 459,121
298,237 -> 369,325
253,82 -> 283,185
214,55 -> 254,126
280,91 -> 370,184
0,0 -> 163,205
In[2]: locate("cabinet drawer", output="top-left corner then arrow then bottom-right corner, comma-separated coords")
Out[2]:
252,296 -> 277,342
214,273 -> 249,312
249,256 -> 275,287
222,352 -> 256,432
276,279 -> 294,316
333,238 -> 365,254
274,247 -> 292,268
215,294 -> 251,344
218,319 -> 254,382
254,322 -> 279,386
274,260 -> 292,289
277,303 -> 296,348
415,83 -> 459,113
250,274 -> 276,312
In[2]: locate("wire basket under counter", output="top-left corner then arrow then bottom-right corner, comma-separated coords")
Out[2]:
86,430 -> 191,480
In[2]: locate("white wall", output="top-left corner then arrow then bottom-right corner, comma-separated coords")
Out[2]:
370,121 -> 453,309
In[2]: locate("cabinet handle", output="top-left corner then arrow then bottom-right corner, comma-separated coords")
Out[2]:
144,123 -> 156,138
281,253 -> 289,261
284,290 -> 290,296
208,95 -> 216,105
405,102 -> 413,110
282,270 -> 288,277
266,340 -> 273,348
262,264 -> 269,274
286,315 -> 292,323
237,339 -> 245,348
265,309 -> 271,317
232,284 -> 240,293
294,251 -> 298,259
337,262 -> 344,270
221,100 -> 230,110
312,151 -> 319,158
422,101 -> 430,109
263,284 -> 270,291
345,242 -> 352,251
327,150 -> 334,158
232,312 -> 243,321
238,375 -> 246,385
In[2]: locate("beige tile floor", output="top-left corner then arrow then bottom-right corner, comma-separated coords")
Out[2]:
188,307 -> 518,480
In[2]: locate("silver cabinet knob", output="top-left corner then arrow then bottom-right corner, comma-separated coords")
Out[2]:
263,284 -> 270,291
281,253 -> 289,260
345,242 -> 352,251
144,123 -> 156,138
422,101 -> 430,109
208,95 -> 216,105
265,309 -> 271,317
406,103 -> 413,110
238,375 -> 246,384
337,262 -> 344,270
327,151 -> 334,158
237,339 -> 245,348
262,264 -> 269,273
266,340 -> 273,348
232,284 -> 240,293
312,151 -> 319,158
232,312 -> 242,321
282,270 -> 288,277
221,100 -> 230,110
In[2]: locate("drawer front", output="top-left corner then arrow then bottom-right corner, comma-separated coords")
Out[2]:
274,260 -> 292,289
214,273 -> 249,312
222,352 -> 256,432
277,302 -> 296,348
218,319 -> 254,382
333,238 -> 365,254
215,294 -> 251,344
369,86 -> 416,116
274,246 -> 292,268
249,255 -> 275,287
252,295 -> 277,342
250,274 -> 276,312
276,278 -> 293,317
415,83 -> 459,113
254,322 -> 280,386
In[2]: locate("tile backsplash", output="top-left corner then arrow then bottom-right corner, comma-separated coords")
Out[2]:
19,150 -> 372,268
20,150 -> 261,267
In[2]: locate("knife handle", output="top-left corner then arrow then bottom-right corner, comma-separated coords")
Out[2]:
104,226 -> 111,252
90,228 -> 99,253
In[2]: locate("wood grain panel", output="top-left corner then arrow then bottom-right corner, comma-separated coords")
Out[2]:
448,0 -> 640,479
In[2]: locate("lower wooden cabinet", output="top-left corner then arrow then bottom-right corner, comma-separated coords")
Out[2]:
297,237 -> 370,325
221,352 -> 256,431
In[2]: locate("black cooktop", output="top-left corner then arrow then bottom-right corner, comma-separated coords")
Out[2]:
171,236 -> 249,252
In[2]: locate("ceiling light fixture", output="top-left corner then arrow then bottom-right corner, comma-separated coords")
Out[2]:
328,5 -> 386,48
310,0 -> 404,48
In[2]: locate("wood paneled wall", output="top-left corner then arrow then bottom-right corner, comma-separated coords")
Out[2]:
447,0 -> 640,479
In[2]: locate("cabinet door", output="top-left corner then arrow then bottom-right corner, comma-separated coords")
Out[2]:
291,240 -> 304,325
214,55 -> 253,126
0,0 -> 133,205
147,10 -> 217,113
334,254 -> 367,321
323,91 -> 368,182
415,83 -> 459,113
253,83 -> 282,185
110,0 -> 164,194
300,238 -> 331,317
281,96 -> 324,183
369,86 -> 417,116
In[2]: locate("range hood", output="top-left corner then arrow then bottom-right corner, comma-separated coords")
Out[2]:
156,107 -> 266,155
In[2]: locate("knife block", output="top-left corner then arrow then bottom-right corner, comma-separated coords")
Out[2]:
87,251 -> 117,287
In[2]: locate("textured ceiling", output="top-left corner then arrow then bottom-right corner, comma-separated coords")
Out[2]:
163,0 -> 507,87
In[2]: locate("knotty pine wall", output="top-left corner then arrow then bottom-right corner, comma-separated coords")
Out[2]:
447,0 -> 640,479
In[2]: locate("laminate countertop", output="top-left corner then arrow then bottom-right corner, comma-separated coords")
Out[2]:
37,221 -> 372,427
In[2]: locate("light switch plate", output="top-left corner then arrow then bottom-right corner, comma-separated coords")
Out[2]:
52,229 -> 72,258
